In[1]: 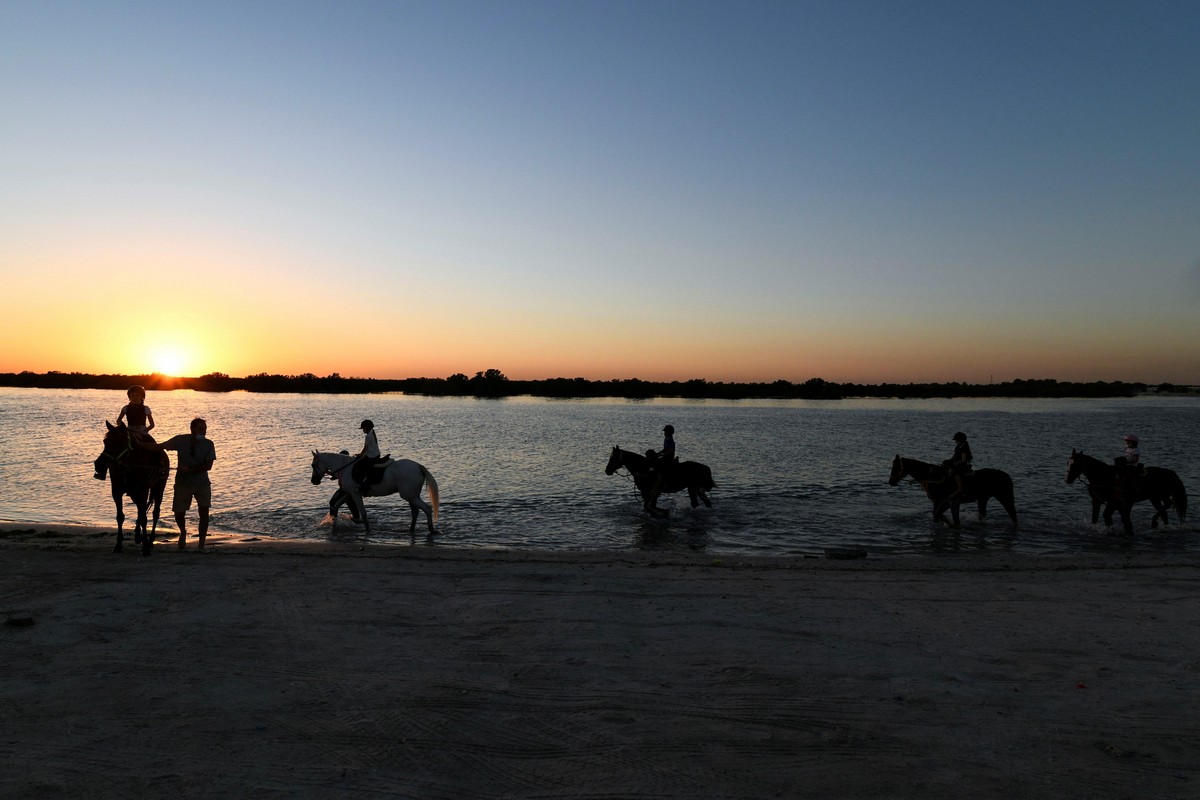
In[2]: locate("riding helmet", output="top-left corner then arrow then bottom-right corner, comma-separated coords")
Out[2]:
663,424 -> 675,434
952,431 -> 966,441
360,419 -> 374,431
1123,434 -> 1139,444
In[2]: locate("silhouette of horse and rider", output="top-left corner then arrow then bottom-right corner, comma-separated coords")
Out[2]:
310,420 -> 440,535
1065,440 -> 1187,537
604,425 -> 716,517
888,433 -> 1019,529
96,421 -> 169,555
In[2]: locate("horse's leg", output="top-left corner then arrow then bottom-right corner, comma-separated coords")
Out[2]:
148,481 -> 163,553
1091,495 -> 1103,525
113,493 -> 125,554
354,492 -> 370,534
1119,503 -> 1134,537
327,490 -> 341,532
136,495 -> 150,550
417,498 -> 437,533
1000,492 -> 1019,527
932,491 -> 951,525
688,487 -> 699,508
1149,498 -> 1167,528
977,496 -> 988,520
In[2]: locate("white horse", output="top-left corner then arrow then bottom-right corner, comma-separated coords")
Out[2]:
310,451 -> 440,534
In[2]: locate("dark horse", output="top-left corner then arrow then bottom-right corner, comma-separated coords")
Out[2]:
605,446 -> 716,516
889,455 -> 1018,529
1065,450 -> 1187,537
98,421 -> 169,555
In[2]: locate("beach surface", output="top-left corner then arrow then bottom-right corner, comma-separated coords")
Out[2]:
2,523 -> 1198,799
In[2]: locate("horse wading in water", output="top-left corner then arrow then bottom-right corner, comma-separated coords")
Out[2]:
1065,449 -> 1187,537
310,451 -> 440,534
98,421 -> 169,555
888,455 -> 1018,529
605,446 -> 716,516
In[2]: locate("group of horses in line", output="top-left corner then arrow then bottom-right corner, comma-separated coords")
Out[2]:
95,422 -> 716,555
889,450 -> 1189,536
97,420 -> 1186,556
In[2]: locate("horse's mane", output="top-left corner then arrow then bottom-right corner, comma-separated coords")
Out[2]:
1070,450 -> 1110,469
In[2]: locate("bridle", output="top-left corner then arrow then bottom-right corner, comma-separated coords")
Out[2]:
99,428 -> 163,479
314,453 -> 359,481
101,429 -> 135,466
607,449 -> 650,504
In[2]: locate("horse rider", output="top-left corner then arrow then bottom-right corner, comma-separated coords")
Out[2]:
354,419 -> 389,492
1114,433 -> 1143,496
646,424 -> 678,506
1115,434 -> 1141,468
935,432 -> 973,518
94,384 -> 157,480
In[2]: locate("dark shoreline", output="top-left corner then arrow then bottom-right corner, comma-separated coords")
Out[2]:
4,370 -> 1194,400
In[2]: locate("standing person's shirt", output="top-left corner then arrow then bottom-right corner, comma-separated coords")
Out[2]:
362,429 -> 380,459
662,434 -> 676,461
162,435 -> 216,486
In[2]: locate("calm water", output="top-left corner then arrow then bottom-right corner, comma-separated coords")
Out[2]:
2,387 -> 1198,557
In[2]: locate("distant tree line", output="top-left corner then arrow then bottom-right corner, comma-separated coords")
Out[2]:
2,369 -> 1193,399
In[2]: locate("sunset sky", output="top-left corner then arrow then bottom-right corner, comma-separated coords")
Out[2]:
3,1 -> 1198,384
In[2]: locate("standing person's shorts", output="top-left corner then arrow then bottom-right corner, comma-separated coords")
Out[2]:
173,483 -> 212,514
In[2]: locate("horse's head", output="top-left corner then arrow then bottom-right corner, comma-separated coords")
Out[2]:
102,420 -> 131,452
605,446 -> 622,476
310,451 -> 327,485
888,455 -> 906,486
1065,449 -> 1083,484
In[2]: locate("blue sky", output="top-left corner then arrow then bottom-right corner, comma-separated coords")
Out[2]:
2,1 -> 1198,383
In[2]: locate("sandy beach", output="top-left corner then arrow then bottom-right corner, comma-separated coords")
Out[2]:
2,523 -> 1198,799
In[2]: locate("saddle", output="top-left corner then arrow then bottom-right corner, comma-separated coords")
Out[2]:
352,455 -> 391,488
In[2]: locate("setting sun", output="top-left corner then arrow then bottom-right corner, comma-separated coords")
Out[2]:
147,345 -> 193,378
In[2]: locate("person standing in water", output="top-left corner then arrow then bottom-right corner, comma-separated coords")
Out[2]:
159,418 -> 216,551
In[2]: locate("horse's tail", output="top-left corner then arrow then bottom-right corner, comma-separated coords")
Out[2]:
422,466 -> 440,525
1172,474 -> 1187,523
705,467 -> 717,491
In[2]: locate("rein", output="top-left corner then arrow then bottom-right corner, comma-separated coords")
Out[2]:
318,454 -> 360,480
104,432 -> 135,465
611,451 -> 651,502
100,430 -> 167,479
